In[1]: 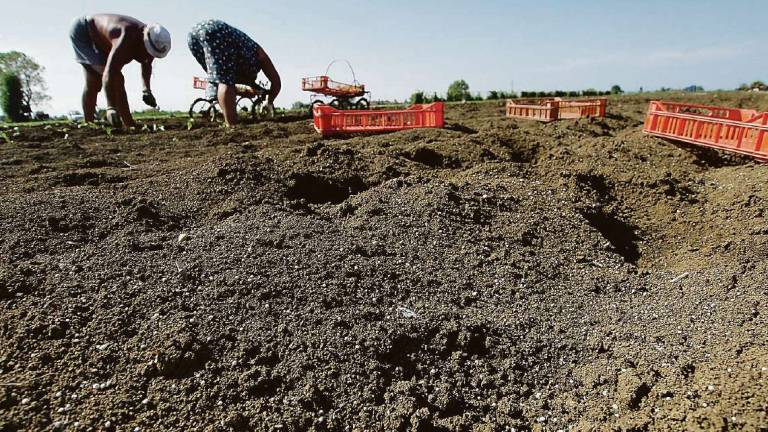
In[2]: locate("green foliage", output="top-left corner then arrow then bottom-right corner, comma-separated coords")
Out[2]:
610,85 -> 624,94
0,51 -> 49,112
1,74 -> 26,122
750,81 -> 767,91
486,90 -> 518,100
0,130 -> 12,144
410,91 -> 426,104
406,91 -> 446,104
446,80 -> 471,102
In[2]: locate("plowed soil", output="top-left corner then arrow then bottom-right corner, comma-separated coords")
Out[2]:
1,93 -> 767,431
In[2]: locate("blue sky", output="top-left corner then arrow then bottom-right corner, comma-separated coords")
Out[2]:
1,0 -> 766,114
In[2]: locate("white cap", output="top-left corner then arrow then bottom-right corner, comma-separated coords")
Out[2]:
144,24 -> 171,59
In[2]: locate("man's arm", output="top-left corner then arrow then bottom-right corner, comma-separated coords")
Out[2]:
141,61 -> 152,92
257,48 -> 281,104
102,32 -> 136,127
141,61 -> 158,108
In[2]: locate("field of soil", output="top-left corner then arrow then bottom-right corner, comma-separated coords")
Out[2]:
1,93 -> 767,431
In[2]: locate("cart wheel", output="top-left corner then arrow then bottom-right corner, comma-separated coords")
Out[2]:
189,98 -> 218,122
253,95 -> 268,119
311,100 -> 325,116
330,99 -> 342,109
355,98 -> 370,110
237,97 -> 254,118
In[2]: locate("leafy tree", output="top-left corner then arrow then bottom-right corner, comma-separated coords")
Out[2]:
610,85 -> 624,94
751,81 -> 767,91
0,51 -> 49,114
446,80 -> 471,102
1,73 -> 26,122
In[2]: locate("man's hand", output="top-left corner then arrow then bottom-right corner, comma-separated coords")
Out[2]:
105,108 -> 122,127
142,90 -> 158,108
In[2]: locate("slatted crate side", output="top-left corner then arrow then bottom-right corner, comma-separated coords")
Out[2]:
313,103 -> 444,135
643,101 -> 768,161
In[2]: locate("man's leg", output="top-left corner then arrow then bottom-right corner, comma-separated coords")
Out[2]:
106,72 -> 136,129
81,65 -> 102,122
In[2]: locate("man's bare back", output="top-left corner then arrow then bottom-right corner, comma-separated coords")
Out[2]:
89,14 -> 153,68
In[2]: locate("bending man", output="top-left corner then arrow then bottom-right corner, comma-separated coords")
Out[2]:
69,14 -> 171,127
188,20 -> 281,126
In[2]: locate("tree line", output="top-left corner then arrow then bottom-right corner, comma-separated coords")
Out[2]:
410,80 -> 624,104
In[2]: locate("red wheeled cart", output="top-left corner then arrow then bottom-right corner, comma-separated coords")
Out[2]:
301,60 -> 371,113
188,77 -> 269,121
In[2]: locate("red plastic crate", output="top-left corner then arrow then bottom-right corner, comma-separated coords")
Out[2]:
302,75 -> 366,98
506,98 -> 607,122
313,102 -> 445,136
643,101 -> 768,161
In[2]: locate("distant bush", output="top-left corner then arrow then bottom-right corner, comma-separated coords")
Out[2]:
410,91 -> 425,104
0,73 -> 26,122
610,85 -> 624,94
447,80 -> 471,102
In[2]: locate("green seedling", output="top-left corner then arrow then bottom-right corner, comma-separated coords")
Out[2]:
0,130 -> 12,144
187,118 -> 195,131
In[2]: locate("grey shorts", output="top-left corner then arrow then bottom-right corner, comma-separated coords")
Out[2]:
70,16 -> 106,67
